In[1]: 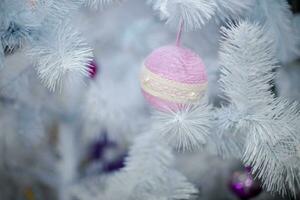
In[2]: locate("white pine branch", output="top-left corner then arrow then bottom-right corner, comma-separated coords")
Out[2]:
106,131 -> 197,200
69,175 -> 108,199
214,21 -> 278,157
71,131 -> 197,200
212,105 -> 247,159
1,22 -> 31,54
128,169 -> 197,200
218,21 -> 300,195
148,0 -> 216,31
148,0 -> 257,30
219,21 -> 278,110
243,99 -> 300,196
39,0 -> 82,21
151,98 -> 212,151
248,0 -> 300,63
28,22 -> 93,91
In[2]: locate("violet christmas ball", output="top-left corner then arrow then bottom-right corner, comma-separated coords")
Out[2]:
229,167 -> 262,199
88,59 -> 99,79
140,45 -> 208,111
87,134 -> 126,173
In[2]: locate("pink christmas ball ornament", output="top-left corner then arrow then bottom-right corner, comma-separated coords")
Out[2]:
140,45 -> 208,111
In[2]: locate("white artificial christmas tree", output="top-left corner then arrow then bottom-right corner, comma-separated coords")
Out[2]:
0,0 -> 300,200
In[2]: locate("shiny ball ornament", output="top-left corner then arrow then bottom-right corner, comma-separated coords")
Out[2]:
140,45 -> 208,111
229,167 -> 262,200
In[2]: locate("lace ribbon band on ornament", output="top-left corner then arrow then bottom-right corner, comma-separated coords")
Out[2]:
140,65 -> 208,104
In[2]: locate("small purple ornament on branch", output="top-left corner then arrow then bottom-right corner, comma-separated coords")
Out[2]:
229,167 -> 262,200
88,59 -> 99,79
88,133 -> 126,173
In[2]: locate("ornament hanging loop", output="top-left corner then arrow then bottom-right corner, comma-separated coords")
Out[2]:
176,19 -> 184,47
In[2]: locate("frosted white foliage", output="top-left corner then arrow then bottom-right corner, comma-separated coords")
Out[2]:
128,170 -> 197,200
72,132 -> 197,200
104,132 -> 197,200
248,0 -> 300,63
29,22 -> 93,91
0,0 -> 38,56
219,22 -> 278,110
152,99 -> 212,151
82,73 -> 146,142
218,21 -> 300,195
69,176 -> 108,199
148,0 -> 256,30
214,0 -> 255,22
243,99 -> 300,196
148,0 -> 216,31
85,0 -> 123,9
0,98 -> 58,189
0,0 -> 91,88
1,22 -> 31,54
212,105 -> 247,159
0,0 -> 41,29
40,0 -> 83,20
0,0 -> 81,47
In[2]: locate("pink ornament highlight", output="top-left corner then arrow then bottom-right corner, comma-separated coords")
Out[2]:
140,45 -> 208,111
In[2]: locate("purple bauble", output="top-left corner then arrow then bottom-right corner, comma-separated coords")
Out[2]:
88,59 -> 99,79
89,133 -> 126,173
229,167 -> 262,199
89,134 -> 116,160
102,153 -> 127,173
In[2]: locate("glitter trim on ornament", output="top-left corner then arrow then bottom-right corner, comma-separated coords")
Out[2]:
140,65 -> 208,104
